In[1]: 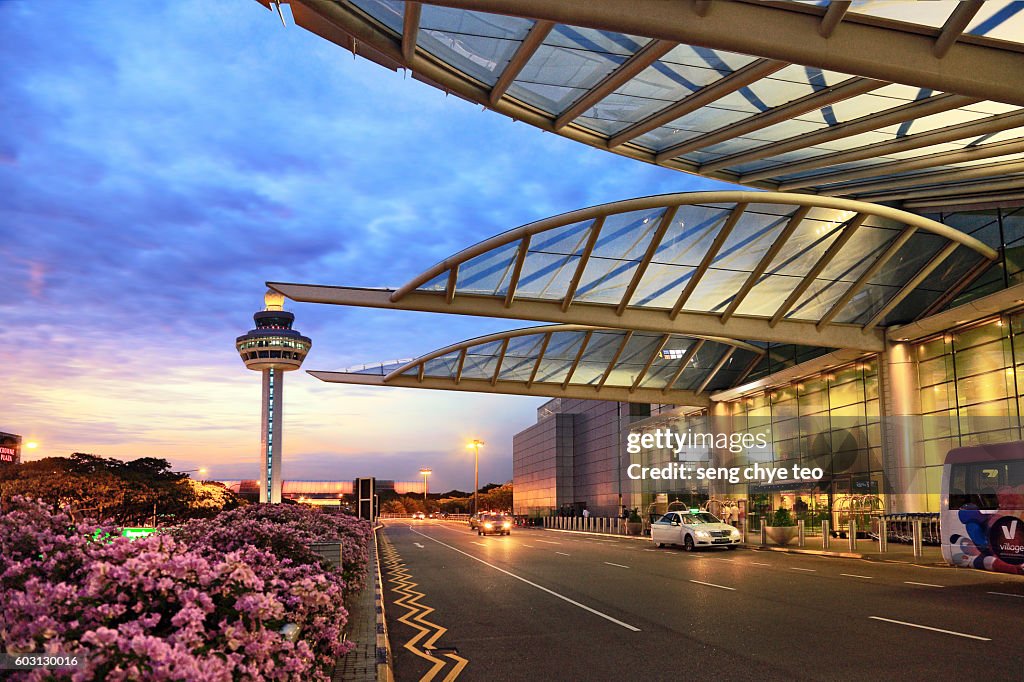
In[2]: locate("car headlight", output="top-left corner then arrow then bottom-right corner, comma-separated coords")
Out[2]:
503,522 -> 511,528
484,522 -> 493,529
695,530 -> 711,538
730,529 -> 741,538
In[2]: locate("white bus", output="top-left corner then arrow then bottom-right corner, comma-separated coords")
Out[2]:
941,441 -> 1024,574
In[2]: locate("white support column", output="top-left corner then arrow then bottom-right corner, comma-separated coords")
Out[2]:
880,342 -> 923,513
260,368 -> 284,504
708,401 -> 734,501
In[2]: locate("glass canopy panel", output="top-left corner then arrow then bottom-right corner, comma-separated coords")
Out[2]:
569,330 -> 630,385
460,339 -> 505,380
830,233 -> 949,324
847,1 -> 1024,46
453,241 -> 519,295
530,330 -> 586,384
496,333 -> 546,382
506,26 -> 650,115
422,351 -> 461,380
679,209 -> 796,313
573,207 -> 666,304
600,332 -> 666,387
417,8 -> 535,87
880,247 -> 987,326
706,349 -> 759,392
507,219 -> 594,299
351,360 -> 409,376
635,337 -> 697,390
674,344 -> 728,391
349,0 -> 405,34
578,47 -> 758,133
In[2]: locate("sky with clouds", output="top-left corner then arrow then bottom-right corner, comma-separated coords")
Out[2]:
1,0 -> 729,491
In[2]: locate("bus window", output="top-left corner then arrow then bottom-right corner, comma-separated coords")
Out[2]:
948,460 -> 1024,510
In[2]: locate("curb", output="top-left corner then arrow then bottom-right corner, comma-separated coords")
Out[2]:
372,525 -> 394,682
542,527 -> 650,541
752,545 -> 864,559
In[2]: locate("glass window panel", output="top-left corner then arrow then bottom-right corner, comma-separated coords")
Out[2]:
955,337 -> 1012,379
917,336 -> 950,361
953,320 -> 1008,351
919,355 -> 954,387
830,380 -> 864,409
957,369 -> 1015,407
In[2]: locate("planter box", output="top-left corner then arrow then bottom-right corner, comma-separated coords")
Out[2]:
626,522 -> 643,536
765,525 -> 798,545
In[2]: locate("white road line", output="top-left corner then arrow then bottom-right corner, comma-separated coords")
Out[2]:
414,542 -> 425,548
751,562 -> 770,566
904,581 -> 944,588
408,528 -> 641,632
643,549 -> 658,552
604,562 -> 630,569
471,541 -> 485,547
791,567 -> 816,572
535,539 -> 562,545
869,616 -> 990,641
521,544 -> 535,549
555,551 -> 571,556
715,558 -> 736,562
988,591 -> 1024,598
841,574 -> 874,579
689,580 -> 735,591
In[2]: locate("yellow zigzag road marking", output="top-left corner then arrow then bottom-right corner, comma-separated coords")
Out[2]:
380,536 -> 469,681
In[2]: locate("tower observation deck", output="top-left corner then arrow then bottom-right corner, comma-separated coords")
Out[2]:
236,291 -> 311,503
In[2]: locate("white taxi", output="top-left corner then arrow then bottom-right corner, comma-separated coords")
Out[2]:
651,510 -> 741,551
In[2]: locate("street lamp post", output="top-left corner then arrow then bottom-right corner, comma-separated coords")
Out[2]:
419,468 -> 432,503
467,440 -> 484,515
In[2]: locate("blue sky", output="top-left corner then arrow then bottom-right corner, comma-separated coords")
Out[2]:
1,0 -> 728,490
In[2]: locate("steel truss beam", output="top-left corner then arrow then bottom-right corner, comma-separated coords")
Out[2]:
269,282 -> 885,351
309,369 -> 712,407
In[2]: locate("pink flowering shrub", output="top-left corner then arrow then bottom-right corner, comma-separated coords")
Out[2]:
172,505 -> 372,594
0,498 -> 372,681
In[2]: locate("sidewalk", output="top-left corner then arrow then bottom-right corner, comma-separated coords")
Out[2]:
539,526 -> 945,565
333,530 -> 391,682
752,539 -> 945,565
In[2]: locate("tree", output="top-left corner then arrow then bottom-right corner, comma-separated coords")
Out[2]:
0,454 -> 243,524
381,499 -> 406,515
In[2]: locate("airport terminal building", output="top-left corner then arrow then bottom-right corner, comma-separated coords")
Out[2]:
257,2 -> 1024,527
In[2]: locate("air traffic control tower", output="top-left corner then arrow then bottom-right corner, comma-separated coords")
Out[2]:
236,291 -> 311,503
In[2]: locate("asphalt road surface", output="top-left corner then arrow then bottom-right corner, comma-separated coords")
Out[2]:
378,519 -> 1024,682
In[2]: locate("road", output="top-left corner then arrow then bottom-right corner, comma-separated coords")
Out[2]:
378,519 -> 1024,681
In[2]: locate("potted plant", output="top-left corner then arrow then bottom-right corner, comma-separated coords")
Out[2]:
764,507 -> 798,545
626,508 -> 643,536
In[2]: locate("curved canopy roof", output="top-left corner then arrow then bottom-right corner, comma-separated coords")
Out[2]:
271,0 -> 1024,207
309,324 -> 772,405
270,191 -> 997,353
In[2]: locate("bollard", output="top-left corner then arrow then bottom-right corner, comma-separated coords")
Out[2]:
798,519 -> 805,548
878,517 -> 887,553
849,519 -> 857,553
760,520 -> 767,545
822,520 -> 830,549
741,516 -> 748,544
912,517 -> 923,558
